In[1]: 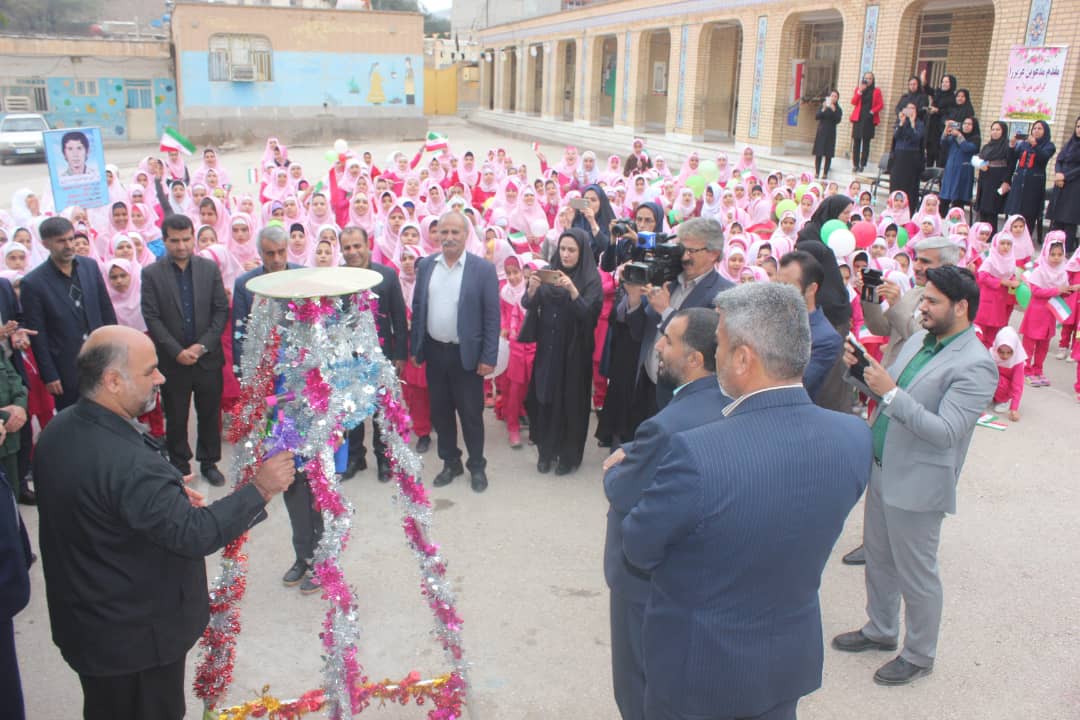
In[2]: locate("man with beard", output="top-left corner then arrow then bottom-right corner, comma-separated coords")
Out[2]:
34,325 -> 296,720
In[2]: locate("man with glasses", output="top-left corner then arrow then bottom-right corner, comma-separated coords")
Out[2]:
21,217 -> 116,411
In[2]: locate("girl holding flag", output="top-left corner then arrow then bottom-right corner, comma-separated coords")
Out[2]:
1019,231 -> 1077,386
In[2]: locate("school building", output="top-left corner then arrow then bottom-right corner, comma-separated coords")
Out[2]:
471,0 -> 1080,165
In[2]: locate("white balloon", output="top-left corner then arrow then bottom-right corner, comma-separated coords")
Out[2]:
333,138 -> 348,154
486,337 -> 511,379
828,228 -> 856,257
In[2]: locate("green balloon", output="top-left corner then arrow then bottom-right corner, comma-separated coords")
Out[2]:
698,160 -> 720,183
795,183 -> 809,202
821,219 -> 847,242
896,226 -> 910,248
686,174 -> 707,199
775,199 -> 797,220
324,149 -> 338,162
1015,282 -> 1032,310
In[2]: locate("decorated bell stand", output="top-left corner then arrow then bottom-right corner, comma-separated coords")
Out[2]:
195,267 -> 468,720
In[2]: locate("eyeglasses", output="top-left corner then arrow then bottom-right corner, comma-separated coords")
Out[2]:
683,247 -> 711,255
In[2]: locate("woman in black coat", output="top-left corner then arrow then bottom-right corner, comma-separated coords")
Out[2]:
973,120 -> 1012,232
813,90 -> 843,179
572,183 -> 615,263
926,74 -> 957,168
894,75 -> 929,123
1049,115 -> 1080,254
890,102 -> 926,212
522,228 -> 603,475
1003,120 -> 1056,234
939,88 -> 976,171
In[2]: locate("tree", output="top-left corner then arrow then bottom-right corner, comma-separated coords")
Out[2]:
0,0 -> 103,34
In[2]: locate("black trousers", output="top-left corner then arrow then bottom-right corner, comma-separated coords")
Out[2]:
347,418 -> 386,468
282,471 -> 323,564
53,379 -> 79,412
79,657 -> 185,720
610,591 -> 646,720
851,134 -> 872,169
160,363 -> 223,470
814,155 -> 832,178
1,618 -> 25,720
424,338 -> 486,471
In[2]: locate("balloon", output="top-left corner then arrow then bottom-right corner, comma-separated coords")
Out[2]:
775,199 -> 797,219
642,185 -> 662,202
828,228 -> 857,257
896,226 -> 910,248
324,149 -> 337,163
851,221 -> 876,249
686,175 -> 707,199
333,138 -> 349,154
698,160 -> 720,183
821,219 -> 847,242
1015,282 -> 1032,310
795,184 -> 809,202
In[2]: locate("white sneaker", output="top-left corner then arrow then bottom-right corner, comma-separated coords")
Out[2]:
1056,349 -> 1069,360
994,402 -> 1010,414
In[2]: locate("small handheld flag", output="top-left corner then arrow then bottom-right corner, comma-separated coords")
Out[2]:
159,127 -> 196,156
425,131 -> 449,152
977,414 -> 1008,431
1048,295 -> 1073,324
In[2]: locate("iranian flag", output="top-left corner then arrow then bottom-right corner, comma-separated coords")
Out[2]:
1048,295 -> 1073,324
159,127 -> 196,156
425,131 -> 449,152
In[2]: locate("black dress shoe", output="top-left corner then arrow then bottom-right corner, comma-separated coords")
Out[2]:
832,630 -> 898,653
874,656 -> 933,685
202,465 -> 226,487
842,544 -> 866,565
537,458 -> 553,474
17,488 -> 36,506
597,438 -> 612,449
173,461 -> 192,476
433,462 -> 464,487
377,463 -> 392,483
470,470 -> 488,493
282,560 -> 309,587
341,458 -> 364,481
415,435 -> 431,453
554,462 -> 575,476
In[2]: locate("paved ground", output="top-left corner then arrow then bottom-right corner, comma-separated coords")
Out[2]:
7,120 -> 1080,719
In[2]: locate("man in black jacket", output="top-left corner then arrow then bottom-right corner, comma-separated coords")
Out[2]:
339,226 -> 409,479
141,214 -> 230,485
1,450 -> 32,720
35,325 -> 295,720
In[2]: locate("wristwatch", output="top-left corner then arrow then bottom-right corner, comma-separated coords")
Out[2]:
199,344 -> 208,356
881,387 -> 898,405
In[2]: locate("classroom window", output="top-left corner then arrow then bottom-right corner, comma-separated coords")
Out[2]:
73,79 -> 99,96
208,34 -> 273,82
126,80 -> 153,109
0,78 -> 48,112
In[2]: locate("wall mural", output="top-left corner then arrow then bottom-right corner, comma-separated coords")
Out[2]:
42,76 -> 177,140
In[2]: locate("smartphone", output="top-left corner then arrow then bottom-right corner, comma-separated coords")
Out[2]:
846,333 -> 872,385
537,269 -> 561,284
568,197 -> 589,211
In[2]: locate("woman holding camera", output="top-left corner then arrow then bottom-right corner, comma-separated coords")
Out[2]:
890,102 -> 926,210
571,184 -> 616,263
813,90 -> 843,179
1003,120 -> 1056,234
849,73 -> 883,173
939,116 -> 981,213
973,121 -> 1012,232
522,228 -> 603,475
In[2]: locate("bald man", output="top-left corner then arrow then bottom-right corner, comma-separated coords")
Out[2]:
34,326 -> 296,720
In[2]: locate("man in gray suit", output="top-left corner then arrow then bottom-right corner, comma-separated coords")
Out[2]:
842,235 -> 961,565
833,265 -> 997,685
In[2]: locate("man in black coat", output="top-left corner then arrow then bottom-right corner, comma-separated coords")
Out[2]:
141,214 -> 230,486
20,217 -> 116,411
1,452 -> 32,720
35,325 -> 295,720
339,226 -> 408,480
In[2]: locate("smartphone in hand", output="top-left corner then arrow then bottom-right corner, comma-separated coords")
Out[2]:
846,332 -> 873,385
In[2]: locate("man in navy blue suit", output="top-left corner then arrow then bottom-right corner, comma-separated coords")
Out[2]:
624,217 -> 733,421
777,250 -> 843,403
410,211 -> 500,493
21,217 -> 116,411
603,307 -> 730,720
623,283 -> 871,720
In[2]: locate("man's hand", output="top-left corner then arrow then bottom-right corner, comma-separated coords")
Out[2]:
602,447 -> 626,473
476,363 -> 494,377
2,405 -> 27,433
844,342 -> 896,396
252,452 -> 296,502
876,280 -> 901,306
182,474 -> 207,508
45,380 -> 63,396
646,283 -> 671,314
176,348 -> 198,366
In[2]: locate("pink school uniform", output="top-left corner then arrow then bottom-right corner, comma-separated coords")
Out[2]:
1058,245 -> 1080,355
1018,233 -> 1069,384
975,232 -> 1017,349
991,327 -> 1026,414
499,256 -> 536,446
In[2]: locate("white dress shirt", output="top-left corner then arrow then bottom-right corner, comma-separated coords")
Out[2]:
426,251 -> 466,343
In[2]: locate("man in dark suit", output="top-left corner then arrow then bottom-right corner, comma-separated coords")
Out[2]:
34,325 -> 295,720
624,217 -> 733,419
141,214 -> 230,486
623,283 -> 871,720
410,211 -> 500,493
1,452 -> 32,720
777,250 -> 843,402
339,226 -> 408,481
20,216 -> 116,411
603,307 -> 730,720
231,226 -> 317,593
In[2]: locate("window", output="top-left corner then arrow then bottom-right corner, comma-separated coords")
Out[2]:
73,79 -> 99,96
0,78 -> 48,112
802,21 -> 842,101
916,13 -> 953,89
208,34 -> 273,82
126,80 -> 153,109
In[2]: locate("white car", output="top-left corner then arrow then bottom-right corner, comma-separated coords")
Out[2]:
0,113 -> 49,164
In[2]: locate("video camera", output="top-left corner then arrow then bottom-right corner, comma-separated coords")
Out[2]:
860,267 -> 884,303
623,231 -> 685,287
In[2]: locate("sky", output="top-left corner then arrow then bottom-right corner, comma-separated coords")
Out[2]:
423,0 -> 453,12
